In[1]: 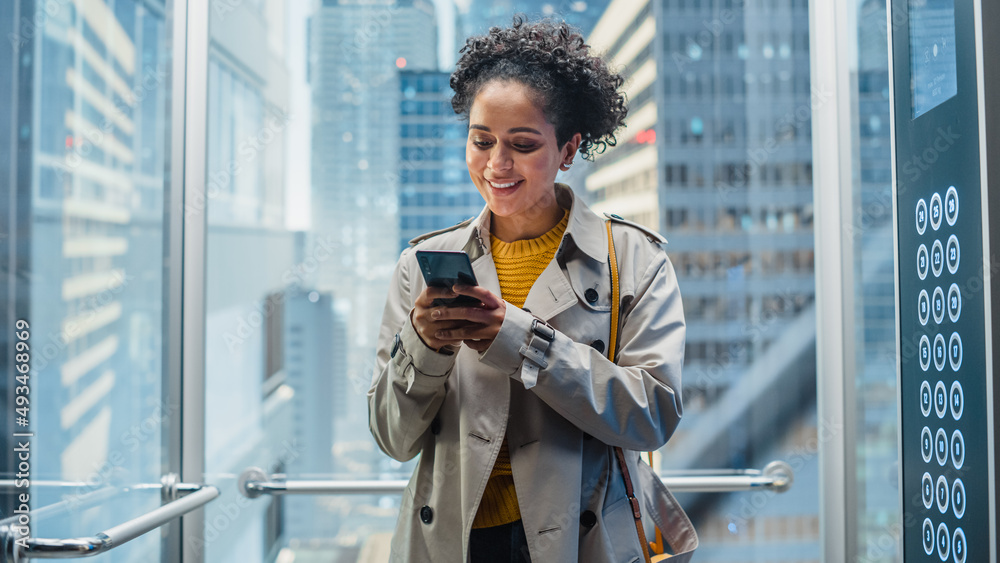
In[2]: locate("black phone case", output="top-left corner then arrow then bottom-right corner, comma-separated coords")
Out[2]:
416,251 -> 482,307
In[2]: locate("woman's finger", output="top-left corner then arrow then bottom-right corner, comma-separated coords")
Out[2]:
452,284 -> 503,309
431,305 -> 493,323
435,321 -> 500,342
414,286 -> 458,308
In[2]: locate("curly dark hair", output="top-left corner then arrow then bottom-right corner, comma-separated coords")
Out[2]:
450,16 -> 628,161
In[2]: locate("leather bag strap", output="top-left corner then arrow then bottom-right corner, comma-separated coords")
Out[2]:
606,220 -> 653,563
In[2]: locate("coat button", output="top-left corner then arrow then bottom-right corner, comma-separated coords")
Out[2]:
430,418 -> 441,435
580,510 -> 597,528
590,339 -> 605,353
584,288 -> 599,304
420,505 -> 433,524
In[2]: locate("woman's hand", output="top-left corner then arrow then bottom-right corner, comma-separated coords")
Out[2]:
411,285 -> 506,353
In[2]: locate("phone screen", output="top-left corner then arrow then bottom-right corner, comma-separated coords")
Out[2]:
415,251 -> 481,307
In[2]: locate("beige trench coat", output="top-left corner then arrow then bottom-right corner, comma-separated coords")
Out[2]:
368,184 -> 686,562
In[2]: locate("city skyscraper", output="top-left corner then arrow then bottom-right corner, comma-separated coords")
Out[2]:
1,1 -> 171,557
309,0 -> 437,400
456,0 -> 611,44
396,70 -> 481,253
587,0 -> 819,560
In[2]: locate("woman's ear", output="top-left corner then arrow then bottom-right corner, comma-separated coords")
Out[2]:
560,133 -> 583,170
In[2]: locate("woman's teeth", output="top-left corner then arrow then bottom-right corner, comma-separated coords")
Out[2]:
490,180 -> 518,188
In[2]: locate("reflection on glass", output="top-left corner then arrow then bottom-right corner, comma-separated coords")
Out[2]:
854,0 -> 901,560
1,1 -> 170,561
587,0 -> 819,561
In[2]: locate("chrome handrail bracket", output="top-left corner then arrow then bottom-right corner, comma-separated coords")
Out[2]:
238,467 -> 270,499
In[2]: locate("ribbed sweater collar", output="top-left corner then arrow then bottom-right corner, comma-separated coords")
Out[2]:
490,209 -> 569,259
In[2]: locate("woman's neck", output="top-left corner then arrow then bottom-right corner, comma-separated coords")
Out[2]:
490,204 -> 565,243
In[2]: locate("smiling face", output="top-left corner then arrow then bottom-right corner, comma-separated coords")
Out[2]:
466,80 -> 581,242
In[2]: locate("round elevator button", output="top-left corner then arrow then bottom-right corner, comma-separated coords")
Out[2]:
931,239 -> 944,278
951,430 -> 965,470
420,505 -> 434,524
921,426 -> 933,463
919,289 -> 931,325
934,381 -> 947,418
918,244 -> 930,280
950,381 -> 964,420
920,380 -> 932,417
948,283 -> 961,322
922,518 -> 934,555
916,198 -> 929,234
945,186 -> 959,226
920,335 -> 932,371
934,334 -> 947,372
936,428 -> 949,466
921,472 -> 934,509
936,474 -> 950,514
937,521 -> 950,561
947,235 -> 960,275
952,478 -> 966,519
933,286 -> 945,324
952,527 -> 966,563
949,333 -> 963,371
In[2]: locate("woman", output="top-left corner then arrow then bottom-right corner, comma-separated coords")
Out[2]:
369,17 -> 686,562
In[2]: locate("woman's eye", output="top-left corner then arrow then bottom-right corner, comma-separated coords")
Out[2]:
471,139 -> 493,148
513,144 -> 536,151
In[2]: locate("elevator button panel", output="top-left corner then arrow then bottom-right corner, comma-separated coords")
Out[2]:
902,180 -> 990,562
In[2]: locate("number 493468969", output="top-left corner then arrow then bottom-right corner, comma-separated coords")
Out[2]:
14,319 -> 30,422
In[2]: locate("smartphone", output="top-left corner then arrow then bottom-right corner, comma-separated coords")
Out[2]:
415,250 -> 482,307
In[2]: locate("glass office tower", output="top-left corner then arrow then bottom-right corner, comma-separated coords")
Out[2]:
2,1 -> 171,560
396,70 -> 480,253
586,0 -> 820,560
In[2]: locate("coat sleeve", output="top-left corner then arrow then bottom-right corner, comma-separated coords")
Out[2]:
478,248 -> 685,451
368,248 -> 457,461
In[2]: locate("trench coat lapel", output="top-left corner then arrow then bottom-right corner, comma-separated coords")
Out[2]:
521,184 -> 609,321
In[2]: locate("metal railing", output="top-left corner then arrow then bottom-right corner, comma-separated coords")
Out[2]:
1,476 -> 218,560
238,460 -> 794,498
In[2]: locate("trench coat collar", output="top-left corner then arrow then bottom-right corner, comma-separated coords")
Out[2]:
461,183 -> 608,265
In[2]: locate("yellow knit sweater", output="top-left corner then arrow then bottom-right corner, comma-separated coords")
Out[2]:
472,209 -> 569,529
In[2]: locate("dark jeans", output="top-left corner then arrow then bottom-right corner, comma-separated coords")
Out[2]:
469,519 -> 532,563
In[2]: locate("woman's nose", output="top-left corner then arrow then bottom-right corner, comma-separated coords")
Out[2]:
487,146 -> 512,172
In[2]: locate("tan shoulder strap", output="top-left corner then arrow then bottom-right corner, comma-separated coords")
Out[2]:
607,220 -> 653,563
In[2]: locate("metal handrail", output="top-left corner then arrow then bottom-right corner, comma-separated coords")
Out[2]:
0,477 -> 203,530
238,460 -> 794,499
1,484 -> 218,560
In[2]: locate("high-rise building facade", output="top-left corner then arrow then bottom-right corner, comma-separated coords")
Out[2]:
1,2 -> 171,557
396,70 -> 480,253
456,0 -> 611,44
585,0 -> 659,228
309,0 -> 437,398
587,0 -> 820,561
